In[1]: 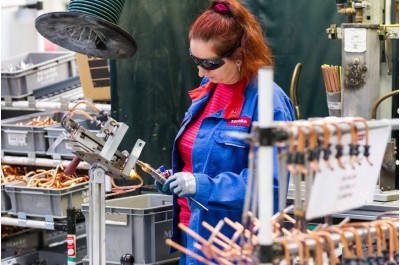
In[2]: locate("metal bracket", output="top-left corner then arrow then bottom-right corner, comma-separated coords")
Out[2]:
17,213 -> 27,227
27,96 -> 36,109
3,96 -> 13,107
259,127 -> 290,146
45,215 -> 55,230
326,24 -> 338,39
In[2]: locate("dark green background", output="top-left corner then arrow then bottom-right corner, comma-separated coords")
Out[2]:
110,1 -> 348,184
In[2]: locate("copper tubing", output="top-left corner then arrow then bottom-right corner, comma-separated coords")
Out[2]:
290,63 -> 302,120
324,118 -> 345,169
205,220 -> 224,245
376,211 -> 400,220
293,238 -> 305,265
280,239 -> 292,265
344,222 -> 374,257
166,239 -> 216,265
342,227 -> 364,259
304,233 -> 324,265
223,218 -> 258,245
325,226 -> 352,259
375,220 -> 398,261
296,234 -> 311,264
371,90 -> 399,119
68,99 -> 102,113
202,221 -> 241,251
376,222 -> 388,254
372,222 -> 383,257
15,116 -> 57,126
294,124 -> 309,175
345,117 -> 373,166
274,237 -> 304,264
311,121 -> 334,170
321,65 -> 341,93
384,221 -> 399,254
178,223 -> 228,258
305,124 -> 320,172
200,221 -> 253,263
314,231 -> 339,265
339,120 -> 360,168
105,168 -> 143,197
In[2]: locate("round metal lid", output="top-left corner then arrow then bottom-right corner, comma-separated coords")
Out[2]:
35,12 -> 137,59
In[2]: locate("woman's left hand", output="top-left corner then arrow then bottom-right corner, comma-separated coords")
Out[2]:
163,172 -> 196,197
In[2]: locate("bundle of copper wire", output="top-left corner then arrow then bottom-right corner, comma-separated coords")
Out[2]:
1,164 -> 89,189
1,165 -> 28,184
321,64 -> 342,93
26,164 -> 89,189
15,116 -> 57,126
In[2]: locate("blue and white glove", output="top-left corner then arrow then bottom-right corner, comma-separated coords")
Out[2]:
155,180 -> 172,195
163,172 -> 196,198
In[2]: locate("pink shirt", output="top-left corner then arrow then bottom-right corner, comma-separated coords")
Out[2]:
176,81 -> 241,226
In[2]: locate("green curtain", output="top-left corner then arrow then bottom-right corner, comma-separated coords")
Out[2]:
111,1 -> 347,184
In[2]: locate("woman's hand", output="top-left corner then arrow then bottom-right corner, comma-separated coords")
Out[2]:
155,180 -> 172,195
163,172 -> 196,197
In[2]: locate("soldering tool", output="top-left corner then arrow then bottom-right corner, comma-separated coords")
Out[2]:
136,160 -> 209,211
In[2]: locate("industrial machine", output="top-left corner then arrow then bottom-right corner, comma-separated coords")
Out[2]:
56,100 -> 145,265
325,0 -> 399,202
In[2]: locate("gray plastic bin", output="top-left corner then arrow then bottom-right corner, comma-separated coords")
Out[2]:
1,109 -> 41,120
1,52 -> 77,98
1,250 -> 67,265
81,194 -> 179,265
1,111 -> 65,156
5,180 -> 89,219
1,184 -> 11,213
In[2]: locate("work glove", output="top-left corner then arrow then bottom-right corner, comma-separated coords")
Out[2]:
154,180 -> 172,195
163,172 -> 196,198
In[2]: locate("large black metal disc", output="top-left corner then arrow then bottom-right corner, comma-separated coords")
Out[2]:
35,12 -> 137,59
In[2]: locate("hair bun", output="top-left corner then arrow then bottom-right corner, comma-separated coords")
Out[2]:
213,3 -> 230,14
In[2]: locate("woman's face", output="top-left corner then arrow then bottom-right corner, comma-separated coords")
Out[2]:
190,39 -> 240,85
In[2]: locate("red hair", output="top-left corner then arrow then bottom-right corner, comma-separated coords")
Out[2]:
189,0 -> 273,81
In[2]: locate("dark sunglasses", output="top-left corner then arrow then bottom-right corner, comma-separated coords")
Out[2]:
189,49 -> 226,70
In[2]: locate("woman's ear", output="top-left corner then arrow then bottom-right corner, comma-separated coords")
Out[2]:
234,48 -> 243,60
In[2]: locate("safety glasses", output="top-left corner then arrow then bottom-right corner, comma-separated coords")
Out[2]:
189,49 -> 226,70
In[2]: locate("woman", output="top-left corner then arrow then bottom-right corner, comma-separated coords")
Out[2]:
157,0 -> 295,263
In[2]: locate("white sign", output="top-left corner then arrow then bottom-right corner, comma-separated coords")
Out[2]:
7,133 -> 27,146
344,28 -> 367,53
328,102 -> 342,110
306,123 -> 391,220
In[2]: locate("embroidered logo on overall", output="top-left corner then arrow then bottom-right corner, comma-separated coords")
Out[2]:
228,117 -> 251,126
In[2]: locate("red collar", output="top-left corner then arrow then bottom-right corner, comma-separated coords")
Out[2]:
188,78 -> 247,119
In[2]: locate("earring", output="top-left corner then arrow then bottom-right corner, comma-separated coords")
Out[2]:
237,61 -> 242,72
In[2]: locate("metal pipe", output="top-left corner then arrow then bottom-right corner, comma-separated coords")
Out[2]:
1,156 -> 90,169
1,101 -> 111,112
275,221 -> 399,255
371,90 -> 399,119
230,118 -> 399,147
257,67 -> 274,264
1,216 -> 54,230
277,118 -> 399,139
289,63 -> 302,120
385,0 -> 392,24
